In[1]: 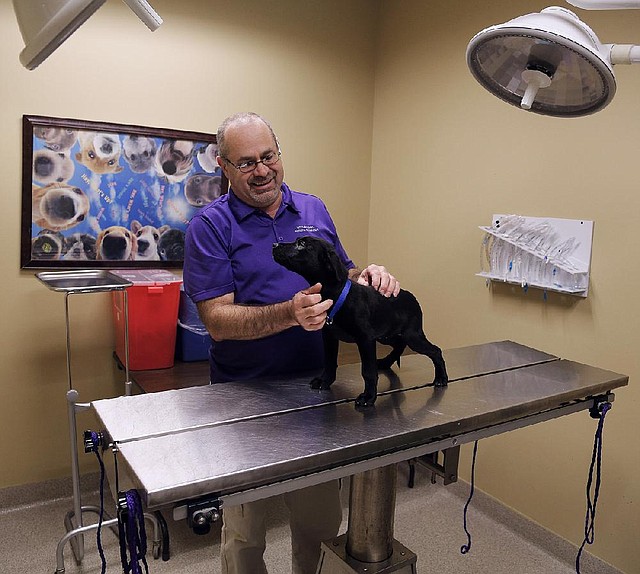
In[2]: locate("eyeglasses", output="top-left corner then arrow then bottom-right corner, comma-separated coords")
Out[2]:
223,151 -> 281,174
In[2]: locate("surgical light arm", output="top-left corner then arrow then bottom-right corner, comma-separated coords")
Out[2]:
121,0 -> 162,31
567,0 -> 640,9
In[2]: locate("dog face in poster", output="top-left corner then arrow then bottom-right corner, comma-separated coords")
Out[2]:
131,220 -> 170,261
32,149 -> 75,184
25,118 -> 226,267
75,132 -> 124,174
32,183 -> 90,232
123,135 -> 157,173
34,126 -> 78,152
184,174 -> 222,207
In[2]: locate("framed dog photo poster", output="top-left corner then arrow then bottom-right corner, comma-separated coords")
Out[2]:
21,114 -> 228,269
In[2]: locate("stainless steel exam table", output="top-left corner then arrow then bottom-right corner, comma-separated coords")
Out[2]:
90,341 -> 628,573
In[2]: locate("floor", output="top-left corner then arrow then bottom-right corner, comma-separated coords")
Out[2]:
0,462 -> 622,574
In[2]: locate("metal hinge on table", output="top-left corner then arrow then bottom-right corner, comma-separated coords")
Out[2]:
407,445 -> 460,487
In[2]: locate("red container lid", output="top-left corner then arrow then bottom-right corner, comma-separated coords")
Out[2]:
111,269 -> 182,286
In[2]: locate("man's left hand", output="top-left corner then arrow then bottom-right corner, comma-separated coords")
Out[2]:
356,265 -> 400,298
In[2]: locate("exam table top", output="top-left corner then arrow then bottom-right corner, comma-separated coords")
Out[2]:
92,341 -> 628,509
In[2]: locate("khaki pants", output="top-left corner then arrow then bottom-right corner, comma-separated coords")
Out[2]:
221,480 -> 342,574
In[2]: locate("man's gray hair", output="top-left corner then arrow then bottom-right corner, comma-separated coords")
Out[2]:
216,112 -> 279,159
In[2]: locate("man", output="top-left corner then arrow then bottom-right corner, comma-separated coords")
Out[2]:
183,112 -> 399,574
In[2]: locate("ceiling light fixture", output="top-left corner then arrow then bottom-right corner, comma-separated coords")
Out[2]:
13,0 -> 162,71
466,2 -> 640,117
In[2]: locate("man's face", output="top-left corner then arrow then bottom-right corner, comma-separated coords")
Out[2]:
217,119 -> 284,211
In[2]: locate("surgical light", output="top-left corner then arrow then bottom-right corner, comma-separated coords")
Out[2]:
13,0 -> 163,71
466,2 -> 640,117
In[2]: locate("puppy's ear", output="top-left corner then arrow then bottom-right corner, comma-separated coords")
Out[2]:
321,246 -> 345,284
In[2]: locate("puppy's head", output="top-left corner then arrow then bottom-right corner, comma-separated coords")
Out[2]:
123,135 -> 157,173
33,149 -> 75,184
184,174 -> 221,207
31,230 -> 65,260
131,220 -> 169,260
196,143 -> 219,173
155,140 -> 194,183
34,127 -> 78,152
62,233 -> 97,260
96,226 -> 137,260
33,183 -> 90,231
75,132 -> 123,174
157,228 -> 185,261
272,236 -> 347,286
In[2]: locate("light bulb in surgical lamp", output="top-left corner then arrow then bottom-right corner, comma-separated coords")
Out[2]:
466,7 -> 617,117
521,69 -> 553,109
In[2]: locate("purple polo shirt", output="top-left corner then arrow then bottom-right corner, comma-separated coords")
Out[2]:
183,183 -> 354,383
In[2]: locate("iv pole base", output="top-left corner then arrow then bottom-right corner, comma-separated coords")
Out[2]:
317,534 -> 417,574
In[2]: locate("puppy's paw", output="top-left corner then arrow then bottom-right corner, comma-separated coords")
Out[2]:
434,376 -> 448,387
310,377 -> 333,390
355,392 -> 377,407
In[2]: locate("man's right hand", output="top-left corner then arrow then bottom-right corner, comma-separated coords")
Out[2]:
292,283 -> 333,331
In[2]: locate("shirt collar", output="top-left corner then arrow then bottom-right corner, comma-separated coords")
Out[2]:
228,182 -> 300,222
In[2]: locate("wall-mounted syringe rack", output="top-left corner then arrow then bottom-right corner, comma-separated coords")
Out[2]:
478,214 -> 594,297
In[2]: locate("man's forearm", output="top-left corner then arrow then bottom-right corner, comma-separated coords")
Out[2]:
198,299 -> 297,342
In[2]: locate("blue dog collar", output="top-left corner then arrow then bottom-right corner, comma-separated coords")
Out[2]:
326,280 -> 351,325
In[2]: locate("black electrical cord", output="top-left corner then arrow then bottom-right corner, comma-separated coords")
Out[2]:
460,440 -> 479,555
576,402 -> 611,573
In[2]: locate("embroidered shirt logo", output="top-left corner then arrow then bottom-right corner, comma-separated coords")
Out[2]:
294,225 -> 319,234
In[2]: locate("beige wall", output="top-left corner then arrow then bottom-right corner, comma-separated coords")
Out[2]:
0,0 -> 375,482
372,1 -> 639,572
1,0 -> 638,572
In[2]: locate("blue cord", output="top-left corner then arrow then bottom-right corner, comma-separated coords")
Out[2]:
576,402 -> 611,573
119,489 -> 149,574
88,431 -> 107,574
461,440 -> 479,554
459,402 -> 611,569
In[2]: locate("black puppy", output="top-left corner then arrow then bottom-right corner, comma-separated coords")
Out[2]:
272,236 -> 448,407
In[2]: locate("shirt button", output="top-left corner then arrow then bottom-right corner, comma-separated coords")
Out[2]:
278,237 -> 283,241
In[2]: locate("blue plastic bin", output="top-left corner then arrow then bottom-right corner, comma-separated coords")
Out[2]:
175,287 -> 212,362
